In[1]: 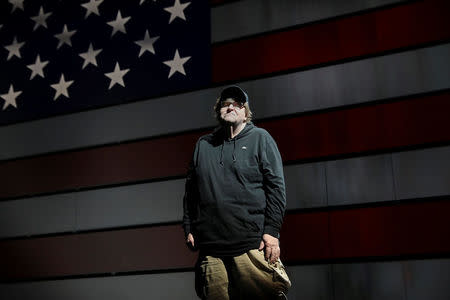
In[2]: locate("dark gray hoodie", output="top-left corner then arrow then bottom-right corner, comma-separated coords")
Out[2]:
183,122 -> 286,256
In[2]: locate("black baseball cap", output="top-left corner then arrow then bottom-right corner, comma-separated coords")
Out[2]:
219,85 -> 249,104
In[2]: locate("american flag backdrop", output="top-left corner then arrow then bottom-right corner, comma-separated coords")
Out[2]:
1,0 -> 450,299
0,0 -> 210,124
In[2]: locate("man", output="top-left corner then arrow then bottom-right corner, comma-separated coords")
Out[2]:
183,86 -> 291,299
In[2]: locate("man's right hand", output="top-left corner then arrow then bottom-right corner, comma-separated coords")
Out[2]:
186,233 -> 195,250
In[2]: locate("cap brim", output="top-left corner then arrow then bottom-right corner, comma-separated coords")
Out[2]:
220,86 -> 248,103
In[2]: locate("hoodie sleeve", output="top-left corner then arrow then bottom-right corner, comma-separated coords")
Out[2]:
182,141 -> 200,238
261,133 -> 286,238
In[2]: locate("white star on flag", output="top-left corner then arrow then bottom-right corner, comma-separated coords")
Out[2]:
81,0 -> 104,19
31,6 -> 52,31
51,74 -> 74,100
27,55 -> 49,79
9,0 -> 24,13
1,84 -> 22,110
135,30 -> 159,57
79,43 -> 102,69
163,49 -> 191,78
105,62 -> 130,89
164,0 -> 191,24
107,10 -> 131,37
4,36 -> 25,60
54,25 -> 77,49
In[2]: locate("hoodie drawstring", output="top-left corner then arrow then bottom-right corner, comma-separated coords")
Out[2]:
219,143 -> 224,167
217,122 -> 254,167
232,139 -> 236,162
220,139 -> 237,166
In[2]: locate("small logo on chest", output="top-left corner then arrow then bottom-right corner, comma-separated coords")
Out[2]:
242,146 -> 247,150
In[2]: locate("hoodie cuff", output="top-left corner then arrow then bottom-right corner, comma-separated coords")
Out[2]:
183,224 -> 191,239
263,225 -> 280,239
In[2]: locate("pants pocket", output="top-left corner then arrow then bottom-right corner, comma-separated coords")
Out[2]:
194,256 -> 206,298
195,255 -> 230,300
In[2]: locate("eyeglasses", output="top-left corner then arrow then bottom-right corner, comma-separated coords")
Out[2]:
220,100 -> 245,109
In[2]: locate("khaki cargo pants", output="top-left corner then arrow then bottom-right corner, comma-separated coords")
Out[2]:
195,249 -> 291,300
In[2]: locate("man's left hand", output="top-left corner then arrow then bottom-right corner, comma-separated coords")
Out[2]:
258,233 -> 280,264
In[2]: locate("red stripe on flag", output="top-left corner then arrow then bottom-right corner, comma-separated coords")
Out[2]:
282,200 -> 450,262
280,212 -> 332,261
212,0 -> 450,82
328,200 -> 450,258
0,224 -> 196,281
0,91 -> 449,199
1,199 -> 449,280
262,91 -> 450,162
0,132 -> 203,199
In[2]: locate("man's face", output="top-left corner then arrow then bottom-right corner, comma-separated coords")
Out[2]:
219,98 -> 246,125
